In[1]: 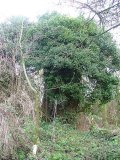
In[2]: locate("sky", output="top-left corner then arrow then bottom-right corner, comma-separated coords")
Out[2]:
0,0 -> 79,22
0,0 -> 53,21
0,0 -> 119,47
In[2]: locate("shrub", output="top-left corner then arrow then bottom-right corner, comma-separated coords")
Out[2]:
26,13 -> 120,111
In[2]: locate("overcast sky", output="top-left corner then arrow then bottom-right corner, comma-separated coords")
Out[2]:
0,0 -> 52,21
0,0 -> 79,22
0,0 -> 119,47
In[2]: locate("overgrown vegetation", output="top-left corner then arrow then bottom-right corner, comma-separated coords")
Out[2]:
19,119 -> 120,160
26,13 -> 120,111
0,13 -> 120,159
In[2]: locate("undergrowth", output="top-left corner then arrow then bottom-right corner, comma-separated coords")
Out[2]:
19,119 -> 120,160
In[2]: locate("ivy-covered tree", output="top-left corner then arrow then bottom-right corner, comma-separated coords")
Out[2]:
26,13 -> 120,110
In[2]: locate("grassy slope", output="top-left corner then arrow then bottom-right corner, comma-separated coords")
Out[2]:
21,119 -> 120,160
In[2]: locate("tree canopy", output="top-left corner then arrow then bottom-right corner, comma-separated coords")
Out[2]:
25,13 -> 120,110
1,10 -> 120,160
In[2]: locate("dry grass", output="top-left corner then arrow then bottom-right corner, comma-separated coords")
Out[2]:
0,58 -> 35,159
0,90 -> 35,159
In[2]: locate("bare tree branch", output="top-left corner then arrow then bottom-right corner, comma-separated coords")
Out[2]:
98,2 -> 120,14
59,0 -> 120,33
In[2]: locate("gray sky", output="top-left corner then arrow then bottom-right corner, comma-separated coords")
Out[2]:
0,0 -> 78,22
0,0 -> 52,21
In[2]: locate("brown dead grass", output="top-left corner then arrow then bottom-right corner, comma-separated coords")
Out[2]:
0,58 -> 34,159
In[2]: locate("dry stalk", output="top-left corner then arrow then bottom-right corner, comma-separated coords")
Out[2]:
19,19 -> 43,156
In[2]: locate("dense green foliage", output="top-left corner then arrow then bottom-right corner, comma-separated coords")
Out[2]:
26,13 -> 120,110
1,14 -> 120,110
1,14 -> 120,160
0,17 -> 29,57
